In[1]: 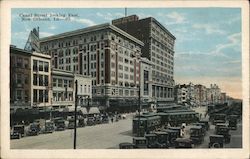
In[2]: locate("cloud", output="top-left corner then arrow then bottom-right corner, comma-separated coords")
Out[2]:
192,23 -> 226,35
40,32 -> 54,37
96,12 -> 124,21
166,12 -> 186,24
214,32 -> 241,56
70,17 -> 96,26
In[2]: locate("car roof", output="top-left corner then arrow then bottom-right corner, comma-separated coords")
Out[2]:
190,125 -> 202,129
133,137 -> 146,140
175,138 -> 192,142
210,135 -> 224,138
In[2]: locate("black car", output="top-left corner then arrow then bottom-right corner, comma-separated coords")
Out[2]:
119,142 -> 135,149
145,134 -> 158,148
199,119 -> 210,130
133,137 -> 147,149
87,117 -> 96,126
162,129 -> 179,147
189,125 -> 204,145
154,131 -> 169,148
55,119 -> 65,131
209,135 -> 224,148
27,123 -> 40,136
44,121 -> 54,133
174,138 -> 193,148
216,126 -> 231,143
10,125 -> 25,139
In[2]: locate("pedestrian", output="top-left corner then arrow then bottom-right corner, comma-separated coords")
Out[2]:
111,117 -> 113,123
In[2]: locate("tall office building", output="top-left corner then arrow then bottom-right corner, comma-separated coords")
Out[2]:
112,15 -> 176,103
31,23 -> 144,110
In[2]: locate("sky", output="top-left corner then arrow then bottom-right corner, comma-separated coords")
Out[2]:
11,8 -> 242,99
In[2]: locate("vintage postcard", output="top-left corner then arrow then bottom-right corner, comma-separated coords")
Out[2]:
1,0 -> 249,159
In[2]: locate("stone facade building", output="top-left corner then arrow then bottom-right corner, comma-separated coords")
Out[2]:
36,23 -> 144,109
112,15 -> 175,103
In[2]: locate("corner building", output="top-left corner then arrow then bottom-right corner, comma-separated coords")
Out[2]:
38,23 -> 144,110
112,15 -> 176,103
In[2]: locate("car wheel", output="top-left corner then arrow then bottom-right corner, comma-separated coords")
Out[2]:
212,143 -> 220,148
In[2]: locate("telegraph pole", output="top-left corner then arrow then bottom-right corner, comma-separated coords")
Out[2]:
74,80 -> 78,149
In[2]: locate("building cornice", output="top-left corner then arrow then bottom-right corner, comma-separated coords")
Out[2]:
39,23 -> 144,46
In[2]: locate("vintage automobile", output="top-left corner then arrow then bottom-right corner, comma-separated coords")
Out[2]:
163,129 -> 179,146
133,137 -> 148,149
208,135 -> 224,148
68,118 -> 75,129
87,117 -> 96,126
119,142 -> 135,149
212,114 -> 226,125
55,119 -> 65,131
10,125 -> 25,139
189,125 -> 204,145
192,123 -> 206,136
174,138 -> 193,148
216,126 -> 231,143
44,121 -> 54,133
78,118 -> 85,127
27,123 -> 40,136
228,115 -> 237,130
154,131 -> 169,148
145,134 -> 158,148
215,123 -> 228,134
168,127 -> 181,137
199,119 -> 210,130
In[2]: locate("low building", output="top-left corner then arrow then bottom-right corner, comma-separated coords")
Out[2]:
31,52 -> 52,110
51,69 -> 93,110
10,46 -> 32,112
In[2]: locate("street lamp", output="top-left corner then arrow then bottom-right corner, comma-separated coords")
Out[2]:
74,80 -> 78,149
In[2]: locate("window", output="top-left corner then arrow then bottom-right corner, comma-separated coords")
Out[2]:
25,90 -> 29,102
44,75 -> 48,86
64,80 -> 68,88
33,74 -> 37,85
16,90 -> 22,100
69,80 -> 73,88
45,90 -> 48,102
39,75 -> 43,86
24,59 -> 29,68
17,57 -> 22,68
16,74 -> 22,84
33,60 -> 38,71
39,90 -> 43,102
44,62 -> 49,72
53,78 -> 57,87
58,79 -> 62,87
39,61 -> 43,71
33,89 -> 37,102
84,85 -> 87,93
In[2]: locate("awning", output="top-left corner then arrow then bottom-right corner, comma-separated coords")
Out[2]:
88,107 -> 100,114
77,107 -> 88,114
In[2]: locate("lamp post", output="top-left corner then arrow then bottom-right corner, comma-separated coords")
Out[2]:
74,80 -> 78,149
137,58 -> 141,137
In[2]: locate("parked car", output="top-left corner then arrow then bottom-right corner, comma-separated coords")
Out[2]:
209,135 -> 224,148
119,142 -> 135,149
44,121 -> 54,133
87,117 -> 96,126
68,119 -> 75,129
78,118 -> 85,127
10,125 -> 25,139
163,129 -> 179,147
133,137 -> 147,149
189,126 -> 204,145
174,138 -> 193,148
154,131 -> 169,148
27,123 -> 40,136
145,134 -> 158,148
198,119 -> 210,130
216,126 -> 231,143
55,119 -> 65,131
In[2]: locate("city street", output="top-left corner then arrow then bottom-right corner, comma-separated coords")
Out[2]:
11,114 -> 134,149
11,107 -> 242,149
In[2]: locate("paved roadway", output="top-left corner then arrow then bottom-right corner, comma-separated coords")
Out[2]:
11,114 -> 134,149
11,107 -> 242,149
